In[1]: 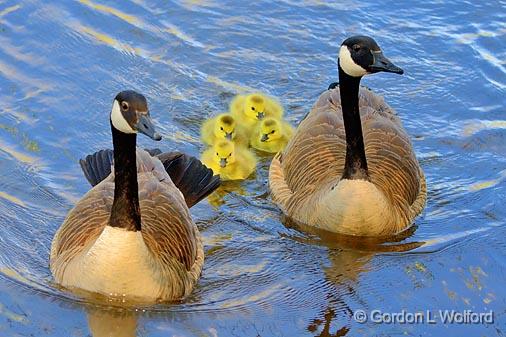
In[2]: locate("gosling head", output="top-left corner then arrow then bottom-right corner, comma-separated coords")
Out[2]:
110,90 -> 162,141
338,35 -> 403,78
259,118 -> 282,142
213,140 -> 236,168
214,114 -> 236,141
244,94 -> 266,120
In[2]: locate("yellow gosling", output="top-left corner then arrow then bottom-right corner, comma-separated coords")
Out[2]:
230,93 -> 284,130
250,117 -> 294,153
201,140 -> 256,181
200,113 -> 248,147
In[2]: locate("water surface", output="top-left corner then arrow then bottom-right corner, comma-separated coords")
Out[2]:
0,0 -> 505,336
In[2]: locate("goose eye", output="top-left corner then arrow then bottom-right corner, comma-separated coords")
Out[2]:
229,153 -> 232,157
216,152 -> 219,156
220,127 -> 224,130
251,107 -> 255,111
121,101 -> 129,111
352,44 -> 361,52
271,130 -> 275,134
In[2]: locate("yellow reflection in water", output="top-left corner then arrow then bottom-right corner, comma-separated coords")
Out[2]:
468,169 -> 506,192
0,191 -> 25,207
79,25 -> 140,55
79,0 -> 139,25
165,24 -> 205,48
455,28 -> 506,44
0,123 -> 40,152
169,130 -> 199,143
206,75 -> 258,93
463,120 -> 506,136
0,5 -> 21,18
207,183 -> 247,208
180,0 -> 217,8
0,303 -> 28,324
87,309 -> 137,337
0,142 -> 36,163
0,267 -> 44,292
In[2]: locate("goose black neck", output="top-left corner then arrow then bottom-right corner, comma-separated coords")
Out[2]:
338,65 -> 369,180
109,122 -> 141,231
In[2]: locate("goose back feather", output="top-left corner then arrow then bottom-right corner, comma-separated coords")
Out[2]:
269,86 -> 426,235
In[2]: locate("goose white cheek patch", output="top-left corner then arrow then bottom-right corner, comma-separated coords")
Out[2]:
111,100 -> 136,134
339,46 -> 367,77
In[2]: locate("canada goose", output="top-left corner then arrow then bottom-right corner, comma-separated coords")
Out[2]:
250,117 -> 294,153
50,90 -> 220,301
269,36 -> 426,236
200,113 -> 248,147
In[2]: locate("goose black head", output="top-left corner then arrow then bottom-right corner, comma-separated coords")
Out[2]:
110,90 -> 162,141
338,35 -> 404,77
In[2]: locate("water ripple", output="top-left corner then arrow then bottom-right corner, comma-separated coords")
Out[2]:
0,0 -> 504,335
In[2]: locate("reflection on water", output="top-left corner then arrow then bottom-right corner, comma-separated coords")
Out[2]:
307,307 -> 350,337
0,0 -> 505,335
87,309 -> 138,337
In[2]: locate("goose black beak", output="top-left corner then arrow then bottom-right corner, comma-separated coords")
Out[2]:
369,51 -> 404,75
219,158 -> 227,168
257,111 -> 265,119
261,134 -> 269,142
136,114 -> 162,141
225,132 -> 233,140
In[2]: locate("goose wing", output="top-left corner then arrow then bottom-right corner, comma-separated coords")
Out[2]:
80,149 -> 220,208
50,182 -> 113,269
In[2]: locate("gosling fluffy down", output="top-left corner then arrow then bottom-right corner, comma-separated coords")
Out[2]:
230,93 -> 283,129
200,113 -> 248,147
201,139 -> 257,181
250,117 -> 294,153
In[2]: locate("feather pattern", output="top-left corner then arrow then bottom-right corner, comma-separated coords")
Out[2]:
269,86 -> 426,235
50,149 -> 206,301
79,149 -> 219,209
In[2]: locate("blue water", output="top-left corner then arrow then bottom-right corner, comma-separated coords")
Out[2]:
0,0 -> 505,336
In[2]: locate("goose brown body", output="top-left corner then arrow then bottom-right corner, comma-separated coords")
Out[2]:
269,86 -> 426,235
50,149 -> 204,300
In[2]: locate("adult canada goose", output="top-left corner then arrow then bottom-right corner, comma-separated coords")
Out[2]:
269,36 -> 426,236
50,91 -> 220,301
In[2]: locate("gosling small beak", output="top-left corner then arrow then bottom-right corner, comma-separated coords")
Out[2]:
225,132 -> 233,140
369,51 -> 404,75
136,114 -> 162,141
261,134 -> 269,142
257,111 -> 265,119
219,158 -> 227,168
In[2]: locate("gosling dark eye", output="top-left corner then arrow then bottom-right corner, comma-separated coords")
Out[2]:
121,101 -> 129,111
220,127 -> 224,130
251,107 -> 255,111
216,152 -> 219,155
352,44 -> 361,52
271,130 -> 275,134
229,153 -> 232,157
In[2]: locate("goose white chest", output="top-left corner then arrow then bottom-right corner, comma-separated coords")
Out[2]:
309,179 -> 394,236
59,226 -> 164,300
